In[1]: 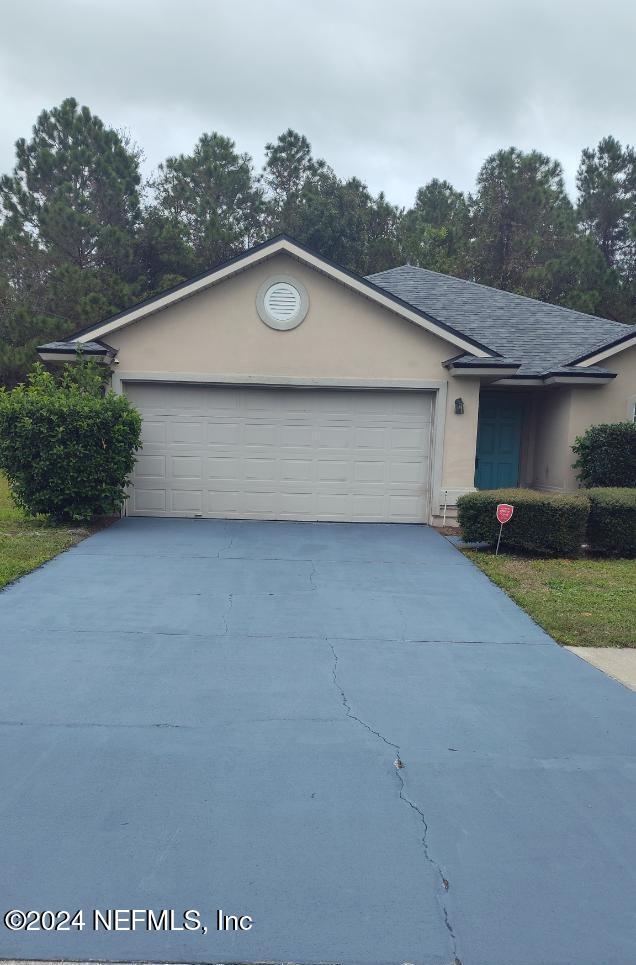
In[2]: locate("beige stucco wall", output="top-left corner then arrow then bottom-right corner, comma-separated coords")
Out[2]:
569,346 -> 636,436
531,344 -> 636,490
106,252 -> 480,506
532,388 -> 574,491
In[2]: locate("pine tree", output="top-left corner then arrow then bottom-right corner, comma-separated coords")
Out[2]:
400,179 -> 470,274
576,136 -> 636,321
0,98 -> 144,385
262,132 -> 402,274
142,132 -> 263,286
468,147 -> 578,301
262,130 -> 329,237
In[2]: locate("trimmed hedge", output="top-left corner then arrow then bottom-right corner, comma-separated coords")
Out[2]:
586,488 -> 636,557
456,488 -> 590,555
572,422 -> 636,488
0,362 -> 141,522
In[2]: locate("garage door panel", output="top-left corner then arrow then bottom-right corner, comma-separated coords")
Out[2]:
207,456 -> 241,480
208,490 -> 241,514
133,488 -> 167,512
135,454 -> 166,479
353,461 -> 385,482
280,459 -> 313,481
207,422 -> 241,445
355,427 -> 388,447
169,421 -> 205,445
391,426 -> 430,448
389,494 -> 424,517
390,460 -> 428,484
279,425 -> 310,446
316,426 -> 350,447
140,421 -> 167,445
172,456 -> 203,478
243,458 -> 277,481
173,490 -> 203,513
126,384 -> 433,522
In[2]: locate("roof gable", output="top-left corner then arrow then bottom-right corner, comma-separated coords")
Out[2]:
70,236 -> 493,358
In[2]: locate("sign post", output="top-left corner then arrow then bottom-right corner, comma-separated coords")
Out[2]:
495,503 -> 514,556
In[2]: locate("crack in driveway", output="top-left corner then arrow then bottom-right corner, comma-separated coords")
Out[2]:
309,562 -> 318,591
329,640 -> 461,965
222,592 -> 234,634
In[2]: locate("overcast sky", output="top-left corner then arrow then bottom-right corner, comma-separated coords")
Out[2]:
1,0 -> 634,207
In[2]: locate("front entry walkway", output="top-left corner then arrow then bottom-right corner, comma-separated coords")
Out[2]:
0,519 -> 634,964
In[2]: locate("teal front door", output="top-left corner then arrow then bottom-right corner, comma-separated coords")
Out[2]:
474,394 -> 523,489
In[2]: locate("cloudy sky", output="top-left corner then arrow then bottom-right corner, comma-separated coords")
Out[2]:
1,0 -> 634,206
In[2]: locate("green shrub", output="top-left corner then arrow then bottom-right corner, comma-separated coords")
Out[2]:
572,422 -> 636,488
0,362 -> 141,522
457,488 -> 590,555
586,488 -> 636,557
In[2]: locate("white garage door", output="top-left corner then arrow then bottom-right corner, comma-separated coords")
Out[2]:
125,383 -> 434,522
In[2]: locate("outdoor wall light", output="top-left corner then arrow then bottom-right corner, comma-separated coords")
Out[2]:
454,397 -> 465,415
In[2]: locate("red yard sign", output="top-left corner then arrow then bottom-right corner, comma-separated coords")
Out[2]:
496,503 -> 514,525
495,503 -> 514,554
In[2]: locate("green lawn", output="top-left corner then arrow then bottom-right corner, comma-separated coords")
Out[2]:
0,475 -> 93,589
465,550 -> 636,648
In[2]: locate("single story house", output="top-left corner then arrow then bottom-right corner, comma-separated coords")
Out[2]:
39,235 -> 636,524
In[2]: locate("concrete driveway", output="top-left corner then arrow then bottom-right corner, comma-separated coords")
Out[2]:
0,519 -> 634,965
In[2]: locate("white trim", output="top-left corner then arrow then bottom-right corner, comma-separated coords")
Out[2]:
492,378 -> 544,386
430,381 -> 447,520
76,238 -> 492,357
38,351 -> 112,363
492,376 -> 613,386
117,370 -> 447,525
39,352 -> 83,363
576,333 -> 636,367
115,371 -> 447,391
451,367 -> 519,377
543,376 -> 613,385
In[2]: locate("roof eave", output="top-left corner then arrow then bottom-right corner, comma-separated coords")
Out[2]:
450,366 -> 521,377
443,356 -> 521,377
37,340 -> 117,364
491,371 -> 616,387
543,373 -> 616,385
570,330 -> 636,367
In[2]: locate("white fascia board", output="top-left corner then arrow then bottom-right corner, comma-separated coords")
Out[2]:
451,367 -> 519,377
38,351 -> 112,363
493,376 -> 614,386
76,239 -> 492,358
576,333 -> 636,366
116,371 -> 446,390
491,378 -> 544,386
543,375 -> 614,385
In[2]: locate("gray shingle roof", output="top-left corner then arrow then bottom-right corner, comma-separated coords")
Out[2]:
449,354 -> 615,377
366,264 -> 635,376
38,340 -> 115,357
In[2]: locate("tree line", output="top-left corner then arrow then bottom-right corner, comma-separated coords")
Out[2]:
1,97 -> 634,386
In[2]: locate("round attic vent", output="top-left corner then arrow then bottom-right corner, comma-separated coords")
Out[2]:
265,282 -> 301,321
256,275 -> 309,330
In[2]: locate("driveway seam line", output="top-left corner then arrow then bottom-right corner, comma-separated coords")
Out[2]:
3,626 -> 552,646
67,553 -> 471,565
328,639 -> 462,965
